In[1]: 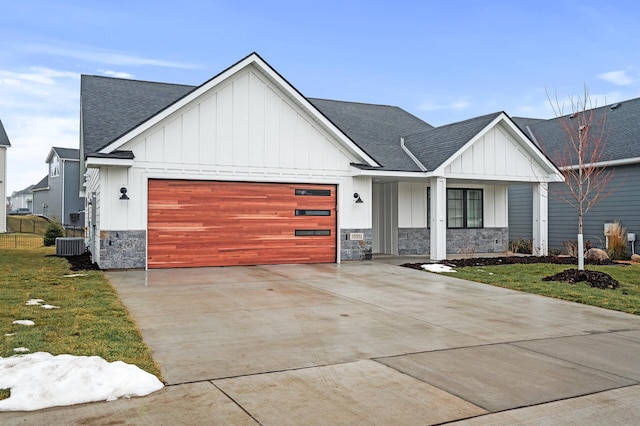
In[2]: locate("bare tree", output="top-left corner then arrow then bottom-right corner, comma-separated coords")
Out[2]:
546,86 -> 614,270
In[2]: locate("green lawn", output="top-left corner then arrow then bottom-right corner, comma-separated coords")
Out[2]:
0,247 -> 162,380
442,262 -> 640,315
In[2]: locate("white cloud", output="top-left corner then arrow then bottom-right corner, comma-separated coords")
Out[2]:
23,43 -> 196,70
598,70 -> 633,86
102,70 -> 135,79
418,97 -> 471,112
0,66 -> 79,194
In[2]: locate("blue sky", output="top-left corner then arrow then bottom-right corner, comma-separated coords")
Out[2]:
2,0 -> 640,195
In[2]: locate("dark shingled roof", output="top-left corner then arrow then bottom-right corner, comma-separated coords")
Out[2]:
52,147 -> 80,160
32,175 -> 49,191
81,75 -> 195,155
82,72 -> 544,173
0,119 -> 10,147
404,112 -> 504,171
512,117 -> 545,133
309,98 -> 434,171
521,97 -> 640,164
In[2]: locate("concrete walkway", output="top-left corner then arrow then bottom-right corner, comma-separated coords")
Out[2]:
3,260 -> 640,424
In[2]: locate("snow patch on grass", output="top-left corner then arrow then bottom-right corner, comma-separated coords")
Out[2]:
0,352 -> 164,411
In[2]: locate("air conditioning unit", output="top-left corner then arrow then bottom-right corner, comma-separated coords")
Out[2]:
55,238 -> 85,256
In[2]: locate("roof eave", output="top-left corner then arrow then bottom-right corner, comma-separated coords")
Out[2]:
86,156 -> 134,168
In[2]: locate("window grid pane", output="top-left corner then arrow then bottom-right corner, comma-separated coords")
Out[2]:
446,188 -> 483,229
447,189 -> 464,228
466,189 -> 483,228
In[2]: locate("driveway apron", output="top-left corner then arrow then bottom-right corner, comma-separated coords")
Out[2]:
3,261 -> 640,425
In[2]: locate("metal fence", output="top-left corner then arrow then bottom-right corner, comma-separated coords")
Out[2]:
0,234 -> 44,249
11,218 -> 39,234
62,226 -> 84,238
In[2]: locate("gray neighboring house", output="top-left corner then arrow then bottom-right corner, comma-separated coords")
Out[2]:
32,147 -> 85,227
510,97 -> 640,255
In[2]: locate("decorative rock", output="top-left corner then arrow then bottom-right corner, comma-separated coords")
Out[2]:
631,254 -> 640,263
585,248 -> 609,262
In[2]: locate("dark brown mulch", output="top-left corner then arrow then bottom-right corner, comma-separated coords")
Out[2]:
441,256 -> 621,268
60,252 -> 101,271
400,255 -> 623,290
543,269 -> 620,289
400,255 -> 620,271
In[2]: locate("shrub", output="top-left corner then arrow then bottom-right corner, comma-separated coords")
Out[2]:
510,237 -> 532,254
562,239 -> 592,256
43,221 -> 65,246
607,221 -> 629,260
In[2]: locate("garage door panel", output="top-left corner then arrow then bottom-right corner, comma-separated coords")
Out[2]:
148,180 -> 336,268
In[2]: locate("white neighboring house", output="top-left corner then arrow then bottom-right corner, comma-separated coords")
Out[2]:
81,53 -> 563,269
0,119 -> 10,233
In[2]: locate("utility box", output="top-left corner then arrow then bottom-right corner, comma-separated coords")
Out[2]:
55,238 -> 85,256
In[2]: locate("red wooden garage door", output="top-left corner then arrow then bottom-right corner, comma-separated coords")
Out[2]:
148,180 -> 337,268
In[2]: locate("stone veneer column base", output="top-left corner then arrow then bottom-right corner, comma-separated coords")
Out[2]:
340,228 -> 373,261
98,230 -> 146,269
446,227 -> 508,254
398,228 -> 430,255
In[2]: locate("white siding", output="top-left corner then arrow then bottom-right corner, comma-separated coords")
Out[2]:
445,124 -> 546,181
398,181 -> 508,228
126,66 -> 355,173
103,65 -> 366,231
398,182 -> 427,228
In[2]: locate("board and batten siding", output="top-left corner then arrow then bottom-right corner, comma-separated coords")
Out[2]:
445,124 -> 547,181
97,64 -> 368,231
398,182 -> 508,228
509,163 -> 640,252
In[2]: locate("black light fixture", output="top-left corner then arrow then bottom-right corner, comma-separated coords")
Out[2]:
353,192 -> 363,203
119,187 -> 129,200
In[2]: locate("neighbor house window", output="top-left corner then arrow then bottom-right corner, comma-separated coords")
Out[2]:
50,156 -> 60,177
447,189 -> 483,228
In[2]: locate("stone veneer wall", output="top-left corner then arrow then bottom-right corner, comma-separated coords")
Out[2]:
340,228 -> 373,261
99,230 -> 146,269
447,227 -> 508,254
398,228 -> 430,255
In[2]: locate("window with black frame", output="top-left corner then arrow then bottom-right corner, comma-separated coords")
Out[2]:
447,188 -> 483,228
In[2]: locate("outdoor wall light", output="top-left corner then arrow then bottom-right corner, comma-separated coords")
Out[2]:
119,187 -> 129,200
353,192 -> 363,203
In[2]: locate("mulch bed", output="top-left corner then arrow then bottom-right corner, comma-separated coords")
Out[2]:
542,269 -> 619,289
60,252 -> 102,271
401,256 -> 624,290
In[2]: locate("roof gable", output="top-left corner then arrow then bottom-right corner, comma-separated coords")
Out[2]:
93,53 -> 379,167
404,112 -> 561,181
404,112 -> 502,171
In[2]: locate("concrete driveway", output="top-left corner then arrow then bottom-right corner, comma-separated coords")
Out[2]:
3,260 -> 640,424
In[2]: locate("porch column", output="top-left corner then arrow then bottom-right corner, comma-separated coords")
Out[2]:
430,177 -> 447,260
532,182 -> 548,255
